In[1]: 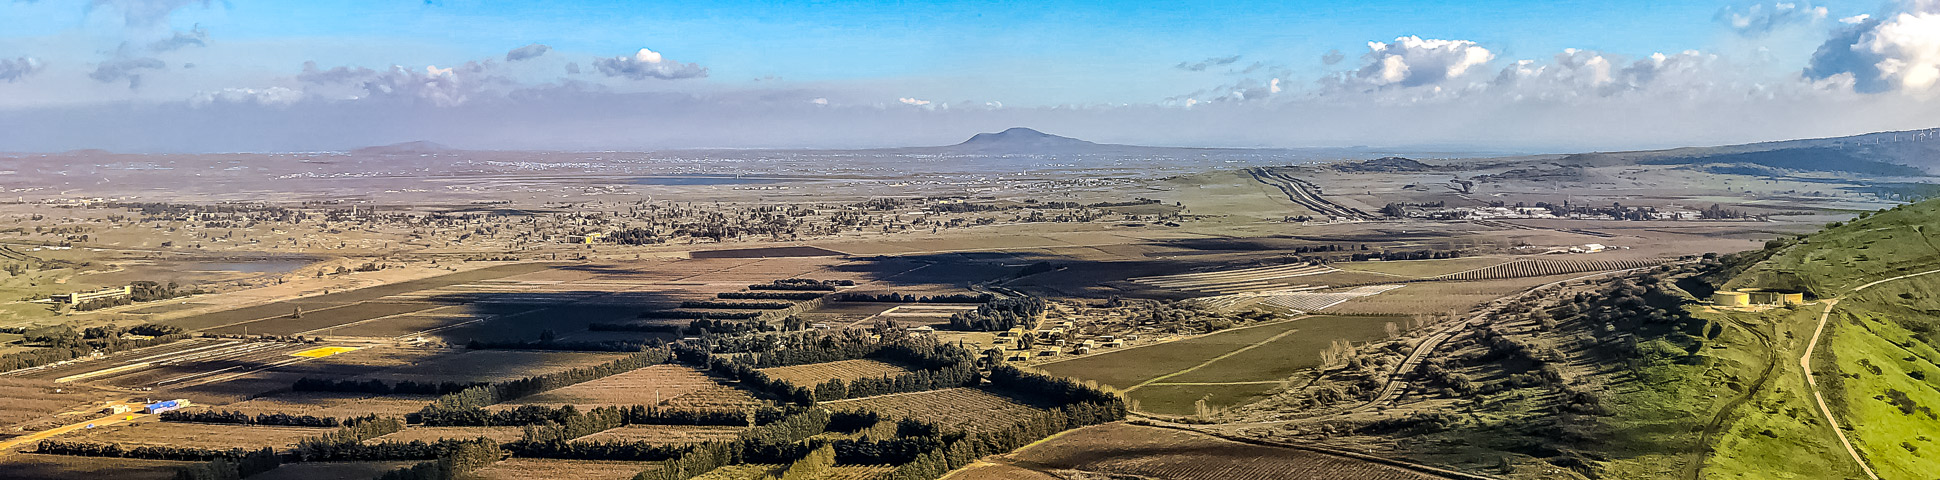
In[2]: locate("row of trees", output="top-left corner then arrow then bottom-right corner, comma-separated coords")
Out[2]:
680,300 -> 796,310
35,440 -> 266,462
423,404 -> 787,428
160,410 -> 349,428
372,439 -> 504,480
0,332 -> 189,373
833,292 -> 993,303
639,310 -> 764,320
292,378 -> 483,395
718,291 -> 826,301
748,279 -> 854,291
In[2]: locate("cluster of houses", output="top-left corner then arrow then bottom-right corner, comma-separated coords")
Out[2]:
990,319 -> 1136,362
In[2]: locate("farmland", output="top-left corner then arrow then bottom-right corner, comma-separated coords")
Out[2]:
370,426 -> 530,444
61,420 -> 329,450
0,453 -> 193,480
949,423 -> 1444,480
468,458 -> 660,480
571,424 -> 747,445
757,359 -> 913,385
499,364 -> 764,408
824,387 -> 1053,433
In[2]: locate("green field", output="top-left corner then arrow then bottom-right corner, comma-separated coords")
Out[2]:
1332,256 -> 1513,278
1036,314 -> 1398,415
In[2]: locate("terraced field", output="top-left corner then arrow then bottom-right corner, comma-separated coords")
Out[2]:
950,423 -> 1447,480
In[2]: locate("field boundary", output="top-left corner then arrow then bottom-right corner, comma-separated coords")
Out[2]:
1137,421 -> 1498,480
1028,315 -> 1309,368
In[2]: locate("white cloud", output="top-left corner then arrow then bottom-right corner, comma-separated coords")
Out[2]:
1346,36 -> 1494,89
189,87 -> 302,107
1841,14 -> 1871,24
594,48 -> 706,80
1716,2 -> 1828,36
897,97 -> 930,105
1807,1 -> 1940,93
810,97 -> 828,105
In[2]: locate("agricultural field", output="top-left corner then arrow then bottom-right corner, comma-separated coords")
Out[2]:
0,453 -> 194,480
1129,263 -> 1338,293
1331,256 -> 1516,278
61,420 -> 330,450
0,379 -> 107,428
1036,315 -> 1396,415
370,426 -> 530,444
366,349 -> 633,384
757,359 -> 913,385
498,364 -> 765,409
824,387 -> 1051,433
187,391 -> 436,417
1254,284 -> 1406,312
1431,257 -> 1664,281
246,461 -> 422,480
468,458 -> 658,480
572,424 -> 747,445
953,423 -> 1444,480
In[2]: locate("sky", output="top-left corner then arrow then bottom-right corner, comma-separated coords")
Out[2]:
0,0 -> 1938,153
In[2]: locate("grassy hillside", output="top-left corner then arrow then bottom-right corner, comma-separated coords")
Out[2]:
1707,198 -> 1940,479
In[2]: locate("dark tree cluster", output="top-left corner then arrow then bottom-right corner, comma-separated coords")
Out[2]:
424,404 -> 786,428
171,447 -> 282,480
370,439 -> 503,480
293,378 -> 484,395
37,440 -> 267,462
947,296 -> 1046,331
0,333 -> 190,373
639,310 -> 764,320
160,410 -> 349,428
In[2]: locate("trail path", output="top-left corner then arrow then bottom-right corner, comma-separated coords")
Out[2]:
1796,267 -> 1940,480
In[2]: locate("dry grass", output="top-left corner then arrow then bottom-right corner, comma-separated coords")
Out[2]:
1004,423 -> 1440,480
189,391 -> 435,418
824,388 -> 1046,433
467,458 -> 657,480
367,350 -> 632,384
500,364 -> 762,409
757,359 -> 912,385
572,424 -> 747,445
61,420 -> 330,450
246,461 -> 421,480
0,453 -> 193,480
0,379 -> 104,428
369,426 -> 527,444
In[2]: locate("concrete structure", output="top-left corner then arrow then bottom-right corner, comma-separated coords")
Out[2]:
51,286 -> 131,305
1711,291 -> 1751,306
1740,289 -> 1806,306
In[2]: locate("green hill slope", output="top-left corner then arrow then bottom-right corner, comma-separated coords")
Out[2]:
1715,199 -> 1940,479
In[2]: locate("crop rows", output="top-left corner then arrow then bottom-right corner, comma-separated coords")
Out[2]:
824,387 -> 1047,434
1256,285 -> 1405,312
1130,264 -> 1337,293
757,359 -> 913,386
1432,258 -> 1664,281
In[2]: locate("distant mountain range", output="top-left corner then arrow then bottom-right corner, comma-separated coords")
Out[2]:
344,126 -> 1940,176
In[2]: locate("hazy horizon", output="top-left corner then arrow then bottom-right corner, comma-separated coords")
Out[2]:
4,0 -> 1940,153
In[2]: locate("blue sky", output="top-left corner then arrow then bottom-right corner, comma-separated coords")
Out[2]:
0,0 -> 1935,152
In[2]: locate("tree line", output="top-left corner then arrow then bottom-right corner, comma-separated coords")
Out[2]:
160,410 -> 350,428
292,377 -> 484,396
718,291 -> 827,301
833,292 -> 993,303
680,300 -> 797,310
171,448 -> 281,480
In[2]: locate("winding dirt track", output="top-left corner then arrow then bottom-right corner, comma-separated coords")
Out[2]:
1796,267 -> 1940,480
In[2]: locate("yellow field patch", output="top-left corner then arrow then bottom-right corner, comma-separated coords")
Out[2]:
291,346 -> 360,358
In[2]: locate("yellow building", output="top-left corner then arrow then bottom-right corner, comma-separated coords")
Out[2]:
1711,291 -> 1750,306
1739,289 -> 1807,306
